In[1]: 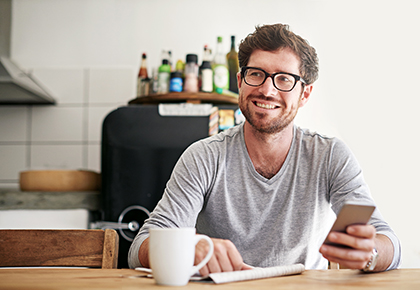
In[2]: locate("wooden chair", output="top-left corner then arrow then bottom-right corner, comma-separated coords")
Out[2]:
0,229 -> 119,269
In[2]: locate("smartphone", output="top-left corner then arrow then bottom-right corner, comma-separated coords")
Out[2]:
323,203 -> 376,247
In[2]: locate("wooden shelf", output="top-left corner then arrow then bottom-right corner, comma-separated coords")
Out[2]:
128,92 -> 238,105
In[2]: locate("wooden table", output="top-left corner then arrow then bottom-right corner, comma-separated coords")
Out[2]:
0,268 -> 419,289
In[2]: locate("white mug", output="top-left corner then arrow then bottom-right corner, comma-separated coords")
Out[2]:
149,227 -> 214,286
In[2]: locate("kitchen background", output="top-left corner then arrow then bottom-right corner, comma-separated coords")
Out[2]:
0,0 -> 419,268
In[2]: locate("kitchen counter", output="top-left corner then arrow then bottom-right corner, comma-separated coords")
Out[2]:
0,189 -> 101,211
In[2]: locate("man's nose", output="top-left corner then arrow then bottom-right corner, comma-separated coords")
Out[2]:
257,76 -> 278,96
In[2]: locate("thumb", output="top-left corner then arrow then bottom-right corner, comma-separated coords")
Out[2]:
241,263 -> 254,270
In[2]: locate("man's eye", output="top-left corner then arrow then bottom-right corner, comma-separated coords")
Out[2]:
277,75 -> 292,83
249,71 -> 263,77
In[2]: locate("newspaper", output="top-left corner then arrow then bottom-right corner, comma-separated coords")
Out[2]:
135,263 -> 305,284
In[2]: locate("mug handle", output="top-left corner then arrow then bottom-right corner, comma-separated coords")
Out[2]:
191,234 -> 214,276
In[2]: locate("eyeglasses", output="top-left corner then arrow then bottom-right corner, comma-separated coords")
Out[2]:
241,66 -> 306,92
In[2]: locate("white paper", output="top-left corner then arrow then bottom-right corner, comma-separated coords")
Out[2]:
135,263 -> 305,284
207,263 -> 305,284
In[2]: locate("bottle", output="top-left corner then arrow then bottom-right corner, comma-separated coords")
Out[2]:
138,53 -> 148,79
202,44 -> 212,62
175,59 -> 185,74
212,36 -> 229,91
150,68 -> 159,95
226,36 -> 239,93
183,54 -> 199,92
157,59 -> 171,94
161,50 -> 172,70
200,61 -> 213,93
169,71 -> 183,92
137,53 -> 150,96
168,50 -> 173,70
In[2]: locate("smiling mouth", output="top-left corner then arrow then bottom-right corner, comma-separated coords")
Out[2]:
254,101 -> 278,110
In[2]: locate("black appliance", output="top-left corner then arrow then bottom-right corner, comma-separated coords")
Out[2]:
98,104 -> 237,268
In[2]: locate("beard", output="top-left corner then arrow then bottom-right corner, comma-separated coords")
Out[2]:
238,91 -> 301,134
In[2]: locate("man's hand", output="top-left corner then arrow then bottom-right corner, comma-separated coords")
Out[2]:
195,237 -> 253,276
319,224 -> 376,270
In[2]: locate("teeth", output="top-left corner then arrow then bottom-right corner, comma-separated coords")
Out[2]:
255,102 -> 276,109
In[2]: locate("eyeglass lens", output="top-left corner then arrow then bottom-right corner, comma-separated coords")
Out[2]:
244,68 -> 296,91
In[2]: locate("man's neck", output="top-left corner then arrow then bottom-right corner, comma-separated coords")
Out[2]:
243,122 -> 294,179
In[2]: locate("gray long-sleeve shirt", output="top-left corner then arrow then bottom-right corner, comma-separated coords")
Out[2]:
128,123 -> 401,270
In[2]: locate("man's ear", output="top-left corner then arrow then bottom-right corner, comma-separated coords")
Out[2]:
299,84 -> 313,108
237,72 -> 242,90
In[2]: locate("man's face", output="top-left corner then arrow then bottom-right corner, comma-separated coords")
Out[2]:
237,47 -> 312,134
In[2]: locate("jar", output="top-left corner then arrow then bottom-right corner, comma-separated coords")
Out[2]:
183,54 -> 199,92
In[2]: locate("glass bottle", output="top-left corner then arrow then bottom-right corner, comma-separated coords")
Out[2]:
157,59 -> 171,94
150,68 -> 159,95
137,53 -> 150,96
202,44 -> 212,62
212,36 -> 229,91
226,36 -> 239,93
200,61 -> 213,93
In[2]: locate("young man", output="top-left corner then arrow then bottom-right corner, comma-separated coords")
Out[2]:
128,24 -> 401,274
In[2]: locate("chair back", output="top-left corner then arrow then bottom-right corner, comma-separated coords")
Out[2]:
0,229 -> 119,268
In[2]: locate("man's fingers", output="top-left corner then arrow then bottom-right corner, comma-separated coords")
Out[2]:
207,255 -> 223,273
346,224 -> 376,239
212,239 -> 242,272
320,224 -> 377,271
322,252 -> 368,269
320,243 -> 372,269
223,240 -> 244,271
327,231 -> 374,251
321,244 -> 371,261
195,239 -> 214,276
241,263 -> 254,270
198,265 -> 209,277
195,237 -> 246,275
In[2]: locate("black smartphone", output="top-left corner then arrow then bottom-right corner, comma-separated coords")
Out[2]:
323,203 -> 376,247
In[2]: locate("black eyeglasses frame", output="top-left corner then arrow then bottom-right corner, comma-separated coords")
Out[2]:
240,66 -> 307,92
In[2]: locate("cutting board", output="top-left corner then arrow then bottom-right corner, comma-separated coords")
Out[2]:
19,170 -> 101,192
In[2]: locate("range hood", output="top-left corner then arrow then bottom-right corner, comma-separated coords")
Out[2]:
0,57 -> 55,104
0,0 -> 55,105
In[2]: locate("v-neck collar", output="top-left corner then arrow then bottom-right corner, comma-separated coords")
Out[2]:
239,123 -> 296,184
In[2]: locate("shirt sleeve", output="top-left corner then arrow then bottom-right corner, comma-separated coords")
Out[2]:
327,139 -> 402,270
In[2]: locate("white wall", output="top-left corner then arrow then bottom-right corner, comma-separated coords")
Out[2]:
0,0 -> 419,268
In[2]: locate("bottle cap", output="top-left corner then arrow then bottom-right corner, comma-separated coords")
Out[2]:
162,59 -> 169,65
200,61 -> 212,70
186,54 -> 198,64
175,60 -> 184,72
170,71 -> 182,78
217,36 -> 223,43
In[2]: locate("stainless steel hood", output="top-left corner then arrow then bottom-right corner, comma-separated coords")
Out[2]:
0,0 -> 55,105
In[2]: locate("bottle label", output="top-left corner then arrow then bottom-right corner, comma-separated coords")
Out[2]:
213,65 -> 229,90
184,73 -> 198,92
201,69 -> 213,93
158,72 -> 170,94
170,77 -> 183,92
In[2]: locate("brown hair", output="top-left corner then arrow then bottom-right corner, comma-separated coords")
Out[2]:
238,23 -> 319,85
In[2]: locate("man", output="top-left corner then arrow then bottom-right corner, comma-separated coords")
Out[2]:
128,23 -> 401,274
